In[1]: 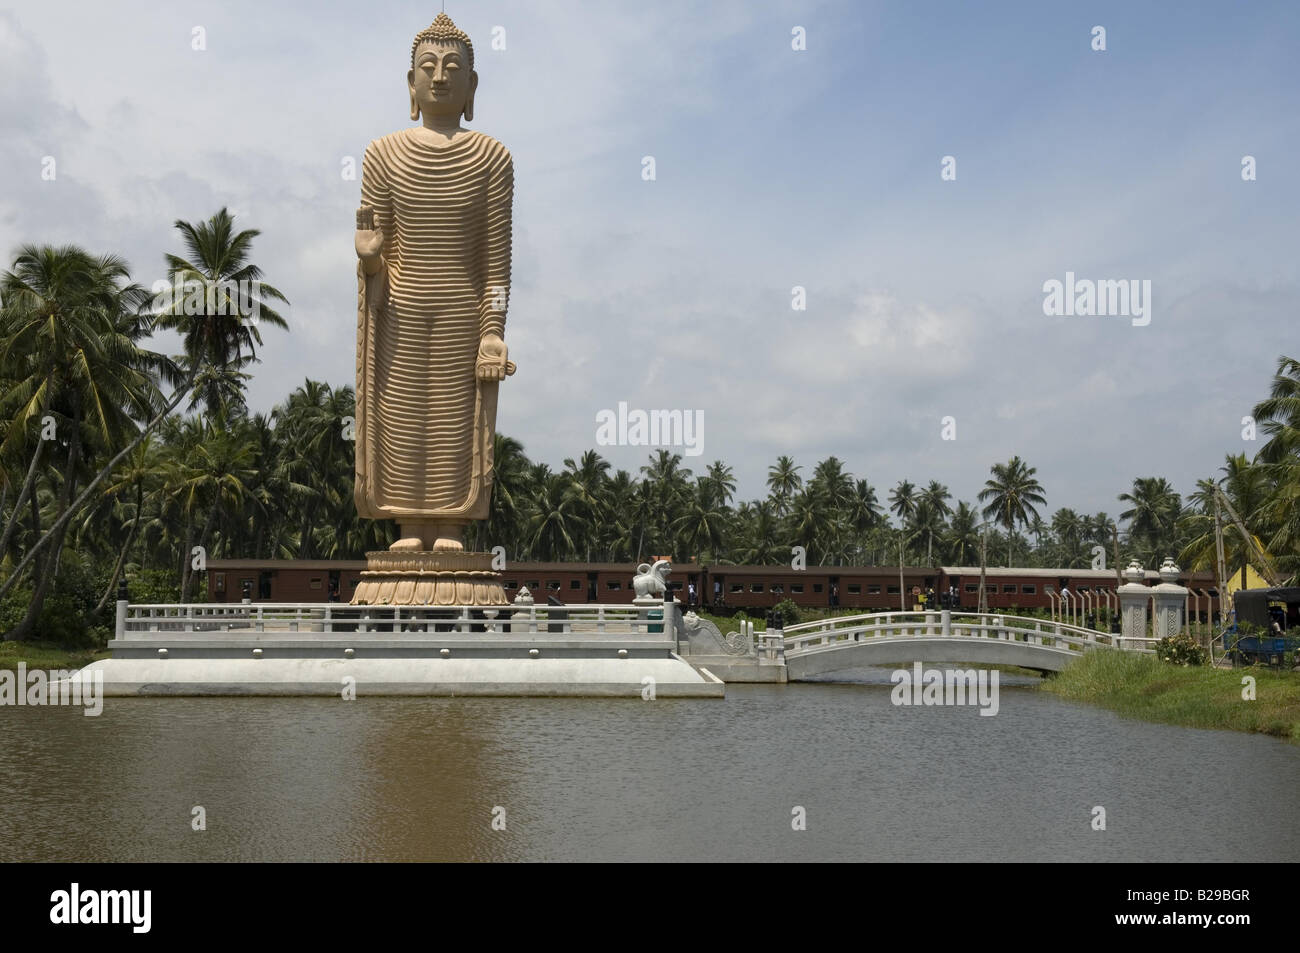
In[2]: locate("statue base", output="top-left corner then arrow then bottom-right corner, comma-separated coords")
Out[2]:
350,550 -> 508,607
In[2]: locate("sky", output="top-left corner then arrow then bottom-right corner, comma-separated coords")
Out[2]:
1,0 -> 1297,519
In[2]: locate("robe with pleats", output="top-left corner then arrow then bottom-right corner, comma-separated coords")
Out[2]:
354,127 -> 513,521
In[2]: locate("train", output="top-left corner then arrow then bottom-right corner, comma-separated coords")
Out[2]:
202,558 -> 1220,617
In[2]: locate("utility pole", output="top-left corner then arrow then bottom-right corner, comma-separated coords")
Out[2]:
978,527 -> 988,615
1215,487 -> 1283,588
897,531 -> 905,612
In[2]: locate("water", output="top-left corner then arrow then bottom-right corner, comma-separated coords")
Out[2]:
1,672 -> 1296,862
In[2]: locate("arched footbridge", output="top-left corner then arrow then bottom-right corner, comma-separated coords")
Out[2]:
778,611 -> 1148,678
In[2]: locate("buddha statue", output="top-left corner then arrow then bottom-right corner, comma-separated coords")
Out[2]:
353,12 -> 514,558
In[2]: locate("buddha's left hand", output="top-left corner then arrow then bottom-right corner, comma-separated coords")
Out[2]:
476,333 -> 515,381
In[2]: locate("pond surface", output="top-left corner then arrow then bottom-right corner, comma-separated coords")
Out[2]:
1,672 -> 1295,861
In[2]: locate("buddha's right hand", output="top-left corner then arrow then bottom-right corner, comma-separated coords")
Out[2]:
355,207 -> 384,262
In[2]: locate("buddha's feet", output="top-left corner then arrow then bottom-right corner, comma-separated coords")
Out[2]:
390,520 -> 468,552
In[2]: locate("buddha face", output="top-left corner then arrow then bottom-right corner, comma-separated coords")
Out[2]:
409,40 -> 477,121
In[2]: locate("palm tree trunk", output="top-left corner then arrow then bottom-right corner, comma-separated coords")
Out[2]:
182,502 -> 220,602
0,375 -> 196,605
9,418 -> 81,642
95,482 -> 144,612
0,437 -> 47,563
178,516 -> 194,599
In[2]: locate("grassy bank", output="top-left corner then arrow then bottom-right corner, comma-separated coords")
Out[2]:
1043,650 -> 1300,742
0,641 -> 109,673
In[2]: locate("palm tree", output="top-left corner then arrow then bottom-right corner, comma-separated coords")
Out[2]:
89,436 -> 158,610
0,247 -> 163,638
177,414 -> 258,601
562,449 -> 610,561
845,478 -> 882,560
485,433 -> 530,556
274,380 -> 354,558
766,456 -> 802,514
945,501 -> 981,565
675,480 -> 729,561
0,213 -> 287,612
736,499 -> 785,565
703,460 -> 737,509
528,472 -> 579,560
978,456 -> 1047,566
888,479 -> 918,525
1177,455 -> 1274,586
911,499 -> 947,567
1249,355 -> 1300,582
1252,355 -> 1300,464
1118,476 -> 1182,563
153,207 -> 289,415
640,450 -> 692,554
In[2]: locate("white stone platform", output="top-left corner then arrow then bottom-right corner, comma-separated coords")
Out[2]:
84,601 -> 724,697
75,655 -> 722,697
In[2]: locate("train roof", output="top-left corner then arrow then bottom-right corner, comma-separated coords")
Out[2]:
205,558 -> 1216,580
941,566 -> 1215,581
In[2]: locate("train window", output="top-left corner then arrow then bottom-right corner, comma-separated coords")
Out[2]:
669,582 -> 683,590
813,584 -> 824,593
526,580 -> 540,589
214,573 -> 226,593
730,583 -> 744,593
750,584 -> 765,593
868,585 -> 881,594
1078,586 -> 1091,592
569,580 -> 581,589
847,585 -> 862,595
606,582 -> 622,590
310,577 -> 322,590
504,580 -> 517,589
771,584 -> 783,594
964,584 -> 979,593
1020,584 -> 1036,594
1002,584 -> 1017,593
791,584 -> 804,594
887,585 -> 900,594
546,580 -> 561,590
986,585 -> 997,593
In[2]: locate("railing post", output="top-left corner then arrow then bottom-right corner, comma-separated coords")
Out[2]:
940,609 -> 951,637
663,594 -> 677,649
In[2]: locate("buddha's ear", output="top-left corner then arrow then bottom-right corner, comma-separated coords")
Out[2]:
463,70 -> 479,122
407,68 -> 419,121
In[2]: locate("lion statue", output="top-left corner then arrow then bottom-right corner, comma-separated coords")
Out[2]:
632,560 -> 672,600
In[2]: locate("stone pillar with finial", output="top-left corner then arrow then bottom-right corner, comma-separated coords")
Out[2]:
1117,560 -> 1150,649
1151,557 -> 1189,643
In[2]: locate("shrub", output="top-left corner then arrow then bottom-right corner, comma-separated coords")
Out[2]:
0,555 -> 112,648
123,567 -> 182,605
1155,631 -> 1208,666
772,598 -> 801,627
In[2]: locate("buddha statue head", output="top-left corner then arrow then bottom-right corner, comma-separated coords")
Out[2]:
408,13 -> 478,123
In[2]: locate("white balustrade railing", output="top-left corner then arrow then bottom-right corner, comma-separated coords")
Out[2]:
120,602 -> 673,639
780,611 -> 1141,657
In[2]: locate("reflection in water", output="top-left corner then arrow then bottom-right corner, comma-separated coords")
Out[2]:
1,678 -> 1297,861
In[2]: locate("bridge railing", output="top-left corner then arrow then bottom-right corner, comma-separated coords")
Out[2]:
781,610 -> 1138,658
118,602 -> 673,639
